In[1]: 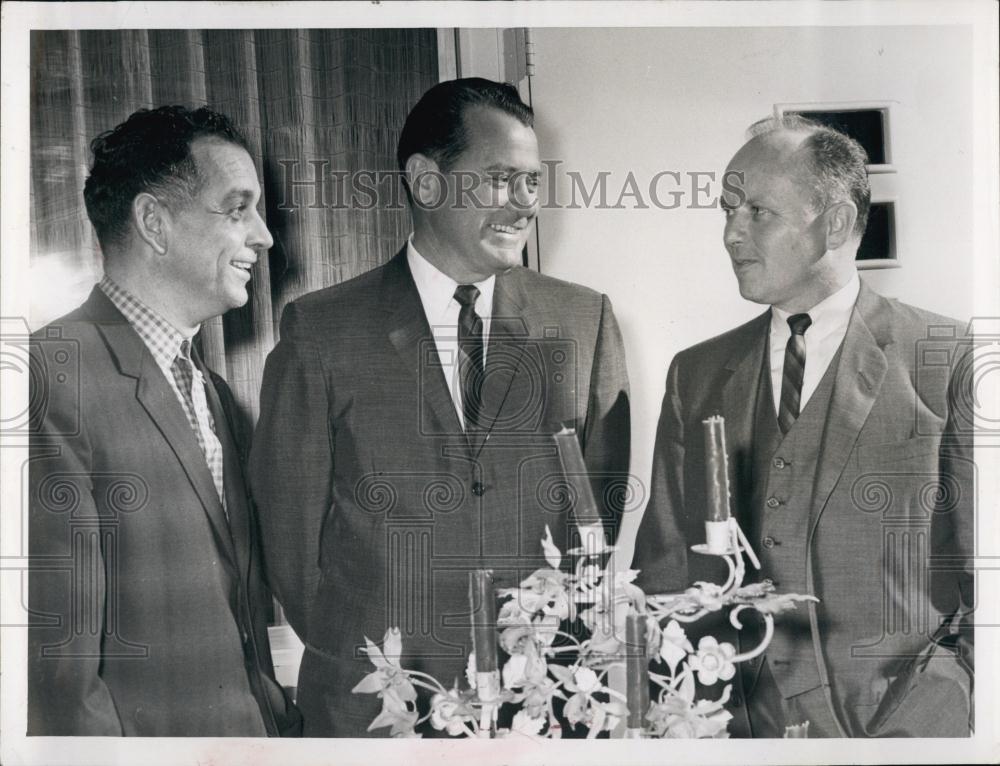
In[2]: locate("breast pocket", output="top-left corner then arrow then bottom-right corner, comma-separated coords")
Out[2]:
854,435 -> 941,471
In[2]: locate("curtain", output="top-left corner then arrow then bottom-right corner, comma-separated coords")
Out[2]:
30,29 -> 439,422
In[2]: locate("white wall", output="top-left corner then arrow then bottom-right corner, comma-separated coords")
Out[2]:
524,26 -> 975,561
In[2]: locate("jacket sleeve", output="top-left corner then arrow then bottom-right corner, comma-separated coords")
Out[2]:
581,294 -> 631,539
249,301 -> 333,640
933,337 -> 976,669
28,340 -> 123,735
632,354 -> 690,594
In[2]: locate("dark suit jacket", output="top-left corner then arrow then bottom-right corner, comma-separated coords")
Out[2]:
251,248 -> 630,736
633,282 -> 974,737
28,288 -> 301,736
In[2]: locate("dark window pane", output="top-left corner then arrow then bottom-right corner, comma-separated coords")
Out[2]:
787,109 -> 887,165
857,201 -> 895,262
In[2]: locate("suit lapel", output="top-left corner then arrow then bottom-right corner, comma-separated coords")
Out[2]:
721,311 -> 770,522
382,250 -> 468,444
808,283 -> 889,538
89,291 -> 238,568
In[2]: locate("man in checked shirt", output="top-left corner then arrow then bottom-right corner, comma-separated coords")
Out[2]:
28,106 -> 300,736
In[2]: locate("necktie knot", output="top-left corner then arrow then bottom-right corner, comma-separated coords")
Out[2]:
787,313 -> 812,336
454,284 -> 481,310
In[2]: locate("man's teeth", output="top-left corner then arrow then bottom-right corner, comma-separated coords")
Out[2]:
490,224 -> 519,234
231,261 -> 253,270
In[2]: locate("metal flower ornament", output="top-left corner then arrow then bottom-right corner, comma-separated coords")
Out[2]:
354,420 -> 818,738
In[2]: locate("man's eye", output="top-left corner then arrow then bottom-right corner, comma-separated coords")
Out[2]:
751,206 -> 768,219
229,204 -> 247,219
489,173 -> 511,188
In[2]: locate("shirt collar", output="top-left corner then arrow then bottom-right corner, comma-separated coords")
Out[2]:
771,272 -> 860,336
98,274 -> 196,369
406,236 -> 495,324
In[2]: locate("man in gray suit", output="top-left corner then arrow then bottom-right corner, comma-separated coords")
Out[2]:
251,78 -> 630,736
634,116 -> 974,737
29,106 -> 300,736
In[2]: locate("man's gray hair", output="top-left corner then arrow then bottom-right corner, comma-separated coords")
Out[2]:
748,115 -> 871,238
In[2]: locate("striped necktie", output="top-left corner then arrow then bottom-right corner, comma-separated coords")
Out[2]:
777,313 -> 812,435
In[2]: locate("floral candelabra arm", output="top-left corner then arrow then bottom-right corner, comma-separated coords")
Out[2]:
637,415 -> 817,736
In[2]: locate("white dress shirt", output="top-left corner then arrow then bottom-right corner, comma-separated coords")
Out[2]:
769,273 -> 861,415
407,237 -> 495,428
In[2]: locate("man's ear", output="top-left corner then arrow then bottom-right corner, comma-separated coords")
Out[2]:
132,193 -> 169,255
405,153 -> 445,210
824,200 -> 858,251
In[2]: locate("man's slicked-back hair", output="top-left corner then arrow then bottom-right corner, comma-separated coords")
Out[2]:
83,105 -> 250,251
748,114 -> 872,238
396,77 -> 534,177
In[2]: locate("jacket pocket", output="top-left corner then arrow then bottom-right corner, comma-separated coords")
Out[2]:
859,642 -> 972,737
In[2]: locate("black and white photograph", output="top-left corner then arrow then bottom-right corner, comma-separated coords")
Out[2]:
2,2 -> 997,764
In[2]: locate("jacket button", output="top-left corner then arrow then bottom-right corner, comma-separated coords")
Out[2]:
762,536 -> 776,549
772,457 -> 786,469
766,497 -> 780,509
472,481 -> 486,497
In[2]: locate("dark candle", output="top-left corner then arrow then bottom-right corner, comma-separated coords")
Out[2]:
625,612 -> 649,731
703,416 -> 731,523
470,570 -> 498,672
553,425 -> 602,526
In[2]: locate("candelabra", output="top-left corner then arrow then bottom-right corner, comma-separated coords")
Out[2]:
353,419 -> 817,738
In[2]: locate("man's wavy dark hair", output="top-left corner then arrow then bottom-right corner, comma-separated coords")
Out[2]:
83,105 -> 249,250
396,78 -> 534,200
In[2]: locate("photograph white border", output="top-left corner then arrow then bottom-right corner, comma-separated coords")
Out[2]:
3,2 -> 998,765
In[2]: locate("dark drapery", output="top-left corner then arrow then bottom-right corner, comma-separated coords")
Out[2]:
31,29 -> 438,420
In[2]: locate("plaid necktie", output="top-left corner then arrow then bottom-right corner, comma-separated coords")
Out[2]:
454,284 -> 485,431
170,340 -> 226,511
777,313 -> 812,435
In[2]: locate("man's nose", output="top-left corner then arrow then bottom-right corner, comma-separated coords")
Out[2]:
248,206 -> 274,251
723,209 -> 747,250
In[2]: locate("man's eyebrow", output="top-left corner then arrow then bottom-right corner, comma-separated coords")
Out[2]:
483,163 -> 541,175
219,189 -> 256,205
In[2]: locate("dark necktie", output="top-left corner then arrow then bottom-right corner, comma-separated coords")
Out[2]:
777,313 -> 812,435
170,340 -> 226,510
454,285 -> 485,431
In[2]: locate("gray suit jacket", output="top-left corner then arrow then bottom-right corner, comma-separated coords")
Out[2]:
633,282 -> 974,737
251,248 -> 631,736
29,288 -> 301,736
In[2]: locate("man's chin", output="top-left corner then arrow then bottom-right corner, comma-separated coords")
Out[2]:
491,245 -> 526,270
735,281 -> 770,306
224,289 -> 250,313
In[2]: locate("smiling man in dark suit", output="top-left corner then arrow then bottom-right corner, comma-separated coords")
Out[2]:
251,78 -> 631,736
29,106 -> 300,736
633,116 -> 974,738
